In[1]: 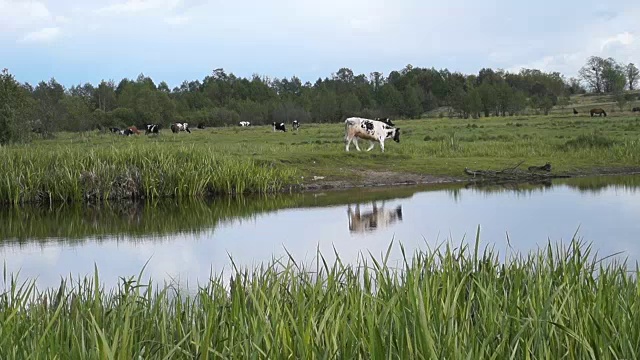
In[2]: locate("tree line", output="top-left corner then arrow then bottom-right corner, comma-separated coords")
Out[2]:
0,56 -> 639,144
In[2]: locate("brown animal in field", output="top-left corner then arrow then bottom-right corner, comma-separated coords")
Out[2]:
127,126 -> 140,135
590,108 -> 607,117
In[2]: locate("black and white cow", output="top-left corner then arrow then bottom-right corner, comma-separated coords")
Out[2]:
292,120 -> 300,131
272,122 -> 286,132
145,124 -> 159,135
375,117 -> 395,127
239,121 -> 251,127
109,127 -> 121,134
171,122 -> 191,133
120,129 -> 134,136
344,117 -> 400,152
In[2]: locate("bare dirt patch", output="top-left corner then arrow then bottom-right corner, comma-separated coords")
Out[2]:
301,170 -> 464,191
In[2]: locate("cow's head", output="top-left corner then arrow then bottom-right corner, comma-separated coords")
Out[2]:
387,128 -> 400,143
392,128 -> 400,143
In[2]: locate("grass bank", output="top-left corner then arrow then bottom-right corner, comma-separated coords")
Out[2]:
3,112 -> 640,204
1,239 -> 638,358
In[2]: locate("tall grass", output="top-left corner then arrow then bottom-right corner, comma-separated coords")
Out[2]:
1,238 -> 638,358
0,143 -> 299,205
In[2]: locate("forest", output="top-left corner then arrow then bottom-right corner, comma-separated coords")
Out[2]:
1,55 -> 639,144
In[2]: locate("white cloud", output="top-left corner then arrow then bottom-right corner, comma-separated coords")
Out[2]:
165,15 -> 189,25
97,0 -> 183,14
19,27 -> 61,43
55,15 -> 71,24
601,32 -> 635,50
0,0 -> 51,30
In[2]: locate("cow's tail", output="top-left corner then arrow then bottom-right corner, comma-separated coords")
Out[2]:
344,119 -> 357,141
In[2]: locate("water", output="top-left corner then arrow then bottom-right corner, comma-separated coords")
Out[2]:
2,175 -> 640,290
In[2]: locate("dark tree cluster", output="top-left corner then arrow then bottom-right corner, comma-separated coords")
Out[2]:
0,55 -> 636,144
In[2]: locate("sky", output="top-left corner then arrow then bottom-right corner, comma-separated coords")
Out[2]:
1,0 -> 640,88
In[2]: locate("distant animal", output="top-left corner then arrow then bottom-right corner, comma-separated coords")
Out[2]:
272,122 -> 286,132
197,123 -> 206,129
375,117 -> 395,127
239,121 -> 251,127
145,124 -> 159,135
344,117 -> 400,152
171,122 -> 191,133
632,107 -> 640,112
109,127 -> 121,133
573,108 -> 578,115
590,108 -> 607,117
292,120 -> 300,130
126,126 -> 140,135
347,202 -> 403,233
527,162 -> 552,172
119,129 -> 134,136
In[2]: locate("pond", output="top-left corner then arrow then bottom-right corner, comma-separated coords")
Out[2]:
2,175 -> 640,290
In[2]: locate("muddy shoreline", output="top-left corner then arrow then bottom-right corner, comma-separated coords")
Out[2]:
299,167 -> 640,192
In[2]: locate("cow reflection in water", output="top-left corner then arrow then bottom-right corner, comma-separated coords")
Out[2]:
347,202 -> 403,233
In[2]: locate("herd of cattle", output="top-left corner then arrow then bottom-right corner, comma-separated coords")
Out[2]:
106,116 -> 402,152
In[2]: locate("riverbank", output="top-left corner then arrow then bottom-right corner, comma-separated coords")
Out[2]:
2,114 -> 640,204
1,239 -> 637,358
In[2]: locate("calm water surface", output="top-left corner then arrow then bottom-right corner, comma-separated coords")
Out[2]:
2,175 -> 640,290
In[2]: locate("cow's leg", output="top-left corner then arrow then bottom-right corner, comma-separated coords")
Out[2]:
366,140 -> 375,151
379,139 -> 385,152
353,138 -> 362,151
345,135 -> 353,151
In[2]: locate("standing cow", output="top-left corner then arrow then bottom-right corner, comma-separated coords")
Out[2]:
145,124 -> 159,135
239,121 -> 251,127
292,120 -> 300,131
171,122 -> 191,133
273,122 -> 286,132
344,117 -> 400,152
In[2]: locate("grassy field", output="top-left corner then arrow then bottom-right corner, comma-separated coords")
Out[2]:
2,110 -> 640,204
1,239 -> 638,358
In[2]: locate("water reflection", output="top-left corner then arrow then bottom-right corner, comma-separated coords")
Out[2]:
2,175 -> 640,291
347,202 -> 403,233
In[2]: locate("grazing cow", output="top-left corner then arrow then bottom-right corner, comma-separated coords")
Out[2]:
171,122 -> 191,133
120,129 -> 134,136
347,202 -> 403,233
292,120 -> 300,131
573,108 -> 578,115
145,124 -> 159,135
239,121 -> 251,127
344,117 -> 400,152
590,108 -> 607,117
197,123 -> 206,129
272,122 -> 286,132
632,107 -> 640,112
375,117 -> 395,127
109,127 -> 121,134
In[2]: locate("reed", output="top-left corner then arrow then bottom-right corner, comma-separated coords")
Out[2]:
0,237 -> 638,359
0,143 -> 299,205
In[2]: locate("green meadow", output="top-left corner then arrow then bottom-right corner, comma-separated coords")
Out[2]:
2,111 -> 640,204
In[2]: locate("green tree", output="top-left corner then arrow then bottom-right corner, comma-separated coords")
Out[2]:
579,56 -> 606,93
339,93 -> 362,119
403,85 -> 423,118
625,63 -> 639,91
478,83 -> 497,117
0,69 -> 32,144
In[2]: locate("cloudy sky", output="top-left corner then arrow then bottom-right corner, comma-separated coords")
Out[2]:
1,0 -> 639,88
